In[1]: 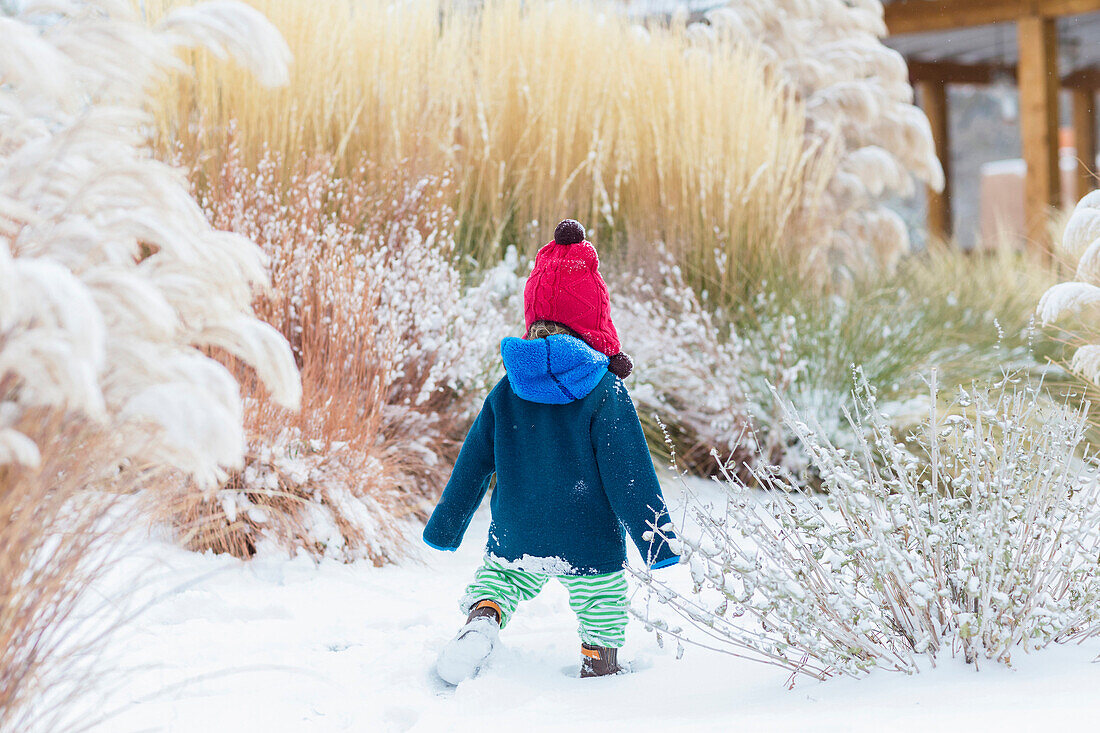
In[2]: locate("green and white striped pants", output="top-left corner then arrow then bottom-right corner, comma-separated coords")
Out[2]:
461,555 -> 630,648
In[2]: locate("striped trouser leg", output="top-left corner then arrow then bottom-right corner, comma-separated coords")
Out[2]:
557,571 -> 630,648
460,556 -> 549,628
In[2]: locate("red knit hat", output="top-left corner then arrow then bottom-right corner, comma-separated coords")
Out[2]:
524,219 -> 622,358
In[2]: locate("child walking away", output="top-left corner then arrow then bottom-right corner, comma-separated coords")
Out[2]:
423,219 -> 680,685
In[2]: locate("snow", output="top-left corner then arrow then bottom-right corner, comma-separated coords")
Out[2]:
981,159 -> 1027,177
85,478 -> 1100,732
980,155 -> 1081,177
485,553 -> 577,576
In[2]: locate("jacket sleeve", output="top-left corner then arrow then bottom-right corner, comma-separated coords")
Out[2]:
591,379 -> 680,569
423,397 -> 495,551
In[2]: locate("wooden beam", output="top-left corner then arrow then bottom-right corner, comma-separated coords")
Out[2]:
1064,68 -> 1100,89
1073,87 -> 1098,196
917,79 -> 952,240
1018,15 -> 1061,254
907,59 -> 1014,85
906,59 -> 1100,90
886,0 -> 1100,36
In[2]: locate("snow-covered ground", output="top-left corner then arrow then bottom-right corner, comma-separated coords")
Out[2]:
88,479 -> 1100,732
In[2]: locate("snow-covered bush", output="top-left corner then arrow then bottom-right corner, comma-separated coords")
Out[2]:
695,0 -> 943,272
635,373 -> 1100,681
163,148 -> 510,561
1,0 -> 294,728
612,255 -> 757,475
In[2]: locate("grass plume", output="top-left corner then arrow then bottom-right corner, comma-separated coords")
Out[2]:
145,0 -> 833,294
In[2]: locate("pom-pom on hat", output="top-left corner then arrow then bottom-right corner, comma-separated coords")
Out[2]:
553,218 -> 586,246
524,219 -> 621,359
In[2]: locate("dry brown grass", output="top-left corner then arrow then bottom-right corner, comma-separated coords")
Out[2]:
164,370 -> 409,566
143,0 -> 833,293
0,407 -> 157,733
156,142 -> 488,562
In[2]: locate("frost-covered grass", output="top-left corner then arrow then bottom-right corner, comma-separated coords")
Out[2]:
735,245 -> 1061,473
0,413 -> 147,733
635,372 -> 1100,680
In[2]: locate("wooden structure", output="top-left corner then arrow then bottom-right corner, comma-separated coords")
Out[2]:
884,0 -> 1100,251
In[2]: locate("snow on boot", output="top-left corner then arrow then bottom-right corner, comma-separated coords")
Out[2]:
436,600 -> 501,685
580,643 -> 623,678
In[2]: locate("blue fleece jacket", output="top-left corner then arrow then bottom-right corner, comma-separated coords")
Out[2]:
423,335 -> 680,576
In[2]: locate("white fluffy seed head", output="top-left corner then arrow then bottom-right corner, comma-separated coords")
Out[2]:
688,0 -> 941,272
1062,192 -> 1100,256
156,1 -> 291,87
0,0 -> 299,477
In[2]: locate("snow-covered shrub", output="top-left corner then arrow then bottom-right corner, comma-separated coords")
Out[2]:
163,147 -> 511,561
612,255 -> 757,475
635,374 -> 1100,681
696,0 -> 943,272
1,0 -> 294,728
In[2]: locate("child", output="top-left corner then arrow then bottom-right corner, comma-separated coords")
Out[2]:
423,219 -> 680,684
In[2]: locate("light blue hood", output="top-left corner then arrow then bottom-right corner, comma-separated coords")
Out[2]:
500,335 -> 610,404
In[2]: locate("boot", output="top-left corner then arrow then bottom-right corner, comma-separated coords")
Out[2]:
580,643 -> 623,678
435,600 -> 502,685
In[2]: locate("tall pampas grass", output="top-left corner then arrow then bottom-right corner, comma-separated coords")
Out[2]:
1040,192 -> 1100,352
2,0 -> 297,727
1038,191 -> 1100,422
696,0 -> 942,272
1,0 -> 299,486
144,0 -> 832,293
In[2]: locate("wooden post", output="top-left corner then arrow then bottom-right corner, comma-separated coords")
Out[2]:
1072,87 -> 1098,198
917,79 -> 952,241
1017,15 -> 1061,255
